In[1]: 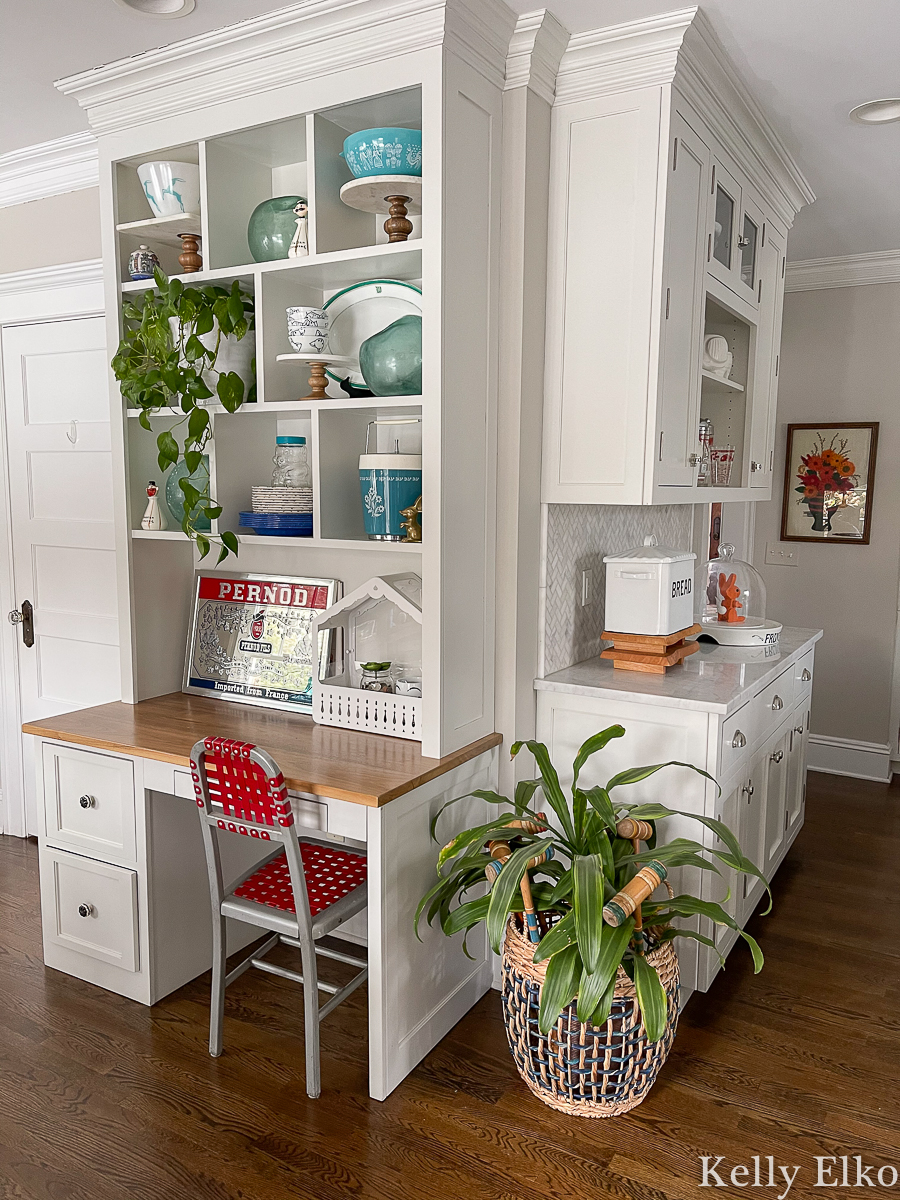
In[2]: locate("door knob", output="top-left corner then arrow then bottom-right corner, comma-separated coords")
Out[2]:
8,600 -> 34,648
77,903 -> 94,918
79,795 -> 95,809
770,749 -> 784,764
771,695 -> 784,710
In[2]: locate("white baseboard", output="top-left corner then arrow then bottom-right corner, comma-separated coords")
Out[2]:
808,734 -> 894,783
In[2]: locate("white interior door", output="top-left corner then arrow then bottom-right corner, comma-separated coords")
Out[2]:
2,316 -> 120,835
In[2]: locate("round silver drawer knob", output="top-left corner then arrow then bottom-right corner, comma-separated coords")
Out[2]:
731,730 -> 746,749
801,668 -> 812,682
79,795 -> 95,809
77,903 -> 94,918
771,695 -> 784,710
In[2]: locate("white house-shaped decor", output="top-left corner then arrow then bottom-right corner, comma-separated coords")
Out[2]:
313,574 -> 423,741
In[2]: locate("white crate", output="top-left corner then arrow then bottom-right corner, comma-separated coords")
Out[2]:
313,682 -> 422,741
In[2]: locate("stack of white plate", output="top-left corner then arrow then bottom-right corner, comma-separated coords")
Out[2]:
251,486 -> 313,514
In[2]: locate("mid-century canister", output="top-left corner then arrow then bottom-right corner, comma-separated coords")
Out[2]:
603,535 -> 696,635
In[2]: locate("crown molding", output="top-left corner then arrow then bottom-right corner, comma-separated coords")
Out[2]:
554,7 -> 695,106
785,249 -> 900,292
56,0 -> 514,137
505,9 -> 569,106
0,132 -> 98,209
677,9 -> 814,228
0,259 -> 103,298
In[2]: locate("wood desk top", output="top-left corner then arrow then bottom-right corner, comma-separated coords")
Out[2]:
23,692 -> 502,807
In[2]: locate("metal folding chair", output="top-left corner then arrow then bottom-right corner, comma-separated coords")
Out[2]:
190,736 -> 368,1098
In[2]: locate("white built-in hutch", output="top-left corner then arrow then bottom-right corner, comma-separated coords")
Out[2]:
22,0 -> 817,1089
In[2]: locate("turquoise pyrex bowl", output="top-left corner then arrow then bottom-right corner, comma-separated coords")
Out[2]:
341,128 -> 422,178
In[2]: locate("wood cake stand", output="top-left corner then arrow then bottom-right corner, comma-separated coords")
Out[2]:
340,175 -> 422,242
600,624 -> 702,675
275,353 -> 357,400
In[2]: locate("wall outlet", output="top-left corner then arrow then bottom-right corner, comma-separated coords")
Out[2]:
581,568 -> 593,606
765,542 -> 798,567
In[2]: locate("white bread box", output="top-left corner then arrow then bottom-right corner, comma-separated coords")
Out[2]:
603,535 -> 696,636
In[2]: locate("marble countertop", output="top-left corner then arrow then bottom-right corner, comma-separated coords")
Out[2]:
535,627 -> 822,716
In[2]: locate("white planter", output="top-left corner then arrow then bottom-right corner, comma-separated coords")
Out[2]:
169,318 -> 255,402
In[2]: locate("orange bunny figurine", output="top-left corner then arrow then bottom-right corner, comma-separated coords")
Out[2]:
718,572 -> 745,623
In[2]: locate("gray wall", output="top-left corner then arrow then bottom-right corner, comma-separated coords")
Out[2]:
753,282 -> 900,747
0,188 -> 101,273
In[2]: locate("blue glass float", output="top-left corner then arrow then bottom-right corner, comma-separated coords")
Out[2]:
359,315 -> 422,396
165,455 -> 211,531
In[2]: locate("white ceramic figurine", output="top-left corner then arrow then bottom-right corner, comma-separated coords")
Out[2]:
141,480 -> 167,531
289,199 -> 309,258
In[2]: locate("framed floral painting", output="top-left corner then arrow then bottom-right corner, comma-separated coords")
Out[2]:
781,423 -> 879,544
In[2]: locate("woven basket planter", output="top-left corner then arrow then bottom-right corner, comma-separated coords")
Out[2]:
500,914 -> 680,1117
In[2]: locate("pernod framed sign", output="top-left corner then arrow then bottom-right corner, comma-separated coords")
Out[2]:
183,573 -> 341,713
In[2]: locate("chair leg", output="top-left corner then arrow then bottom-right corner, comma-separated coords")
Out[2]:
209,913 -> 227,1058
299,939 -> 321,1098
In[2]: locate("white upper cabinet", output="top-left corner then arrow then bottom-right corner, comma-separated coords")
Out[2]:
542,10 -> 813,505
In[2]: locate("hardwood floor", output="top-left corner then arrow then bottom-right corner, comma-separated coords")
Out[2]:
1,771 -> 898,1200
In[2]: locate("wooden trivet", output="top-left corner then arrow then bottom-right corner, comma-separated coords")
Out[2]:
600,623 -> 701,675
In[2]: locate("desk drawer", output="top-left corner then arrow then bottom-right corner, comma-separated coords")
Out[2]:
43,743 -> 136,863
42,846 -> 139,972
754,666 -> 794,744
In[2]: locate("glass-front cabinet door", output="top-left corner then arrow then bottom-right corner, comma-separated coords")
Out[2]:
707,158 -> 763,307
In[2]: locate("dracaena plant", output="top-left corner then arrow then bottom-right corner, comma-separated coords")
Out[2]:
111,267 -> 255,562
417,725 -> 769,1041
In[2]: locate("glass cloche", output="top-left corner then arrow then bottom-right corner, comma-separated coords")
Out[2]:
698,544 -> 782,646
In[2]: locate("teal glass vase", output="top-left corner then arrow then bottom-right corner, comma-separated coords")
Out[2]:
247,195 -> 306,263
359,315 -> 422,396
165,455 -> 211,531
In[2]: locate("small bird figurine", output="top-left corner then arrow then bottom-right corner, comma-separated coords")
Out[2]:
141,481 -> 167,531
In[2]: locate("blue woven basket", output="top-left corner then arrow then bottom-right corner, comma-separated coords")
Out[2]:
501,914 -> 679,1116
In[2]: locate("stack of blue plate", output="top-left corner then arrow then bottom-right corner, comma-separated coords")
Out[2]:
239,512 -> 313,537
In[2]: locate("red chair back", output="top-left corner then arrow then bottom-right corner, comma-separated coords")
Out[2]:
191,737 -> 293,839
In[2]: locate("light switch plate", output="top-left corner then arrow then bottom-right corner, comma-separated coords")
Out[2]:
765,542 -> 798,567
581,568 -> 593,606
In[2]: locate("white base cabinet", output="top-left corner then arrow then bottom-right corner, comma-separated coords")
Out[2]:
535,629 -> 820,999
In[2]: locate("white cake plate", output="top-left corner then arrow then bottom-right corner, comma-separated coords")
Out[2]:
695,617 -> 783,647
340,175 -> 421,243
275,353 -> 358,400
339,175 -> 422,215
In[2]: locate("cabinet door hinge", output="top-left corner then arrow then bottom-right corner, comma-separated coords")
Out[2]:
658,430 -> 665,462
665,287 -> 670,318
758,279 -> 763,302
711,165 -> 716,194
769,449 -> 774,472
775,353 -> 779,377
761,222 -> 766,247
673,137 -> 678,170
707,233 -> 712,262
782,256 -> 786,278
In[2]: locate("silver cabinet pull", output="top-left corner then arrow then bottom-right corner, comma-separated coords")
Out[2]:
771,695 -> 784,710
731,730 -> 746,749
742,781 -> 755,799
770,749 -> 784,764
689,453 -> 701,466
79,795 -> 95,809
750,460 -> 762,472
801,668 -> 812,682
77,903 -> 94,918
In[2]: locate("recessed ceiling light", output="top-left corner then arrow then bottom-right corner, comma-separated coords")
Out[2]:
849,98 -> 900,124
112,0 -> 196,15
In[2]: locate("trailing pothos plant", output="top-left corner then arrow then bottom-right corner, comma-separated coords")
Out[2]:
417,724 -> 769,1042
111,267 -> 255,562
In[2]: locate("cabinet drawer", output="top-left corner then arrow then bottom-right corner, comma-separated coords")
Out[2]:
793,650 -> 814,702
753,666 -> 794,743
43,744 -> 136,863
43,846 -> 139,972
720,703 -> 753,777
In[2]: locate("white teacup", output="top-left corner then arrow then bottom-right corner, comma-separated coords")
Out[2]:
287,305 -> 328,329
288,328 -> 329,354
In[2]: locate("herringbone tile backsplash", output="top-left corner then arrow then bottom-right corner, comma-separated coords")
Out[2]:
542,504 -> 695,675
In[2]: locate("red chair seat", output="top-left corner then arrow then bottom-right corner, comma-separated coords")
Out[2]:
233,844 -> 367,916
